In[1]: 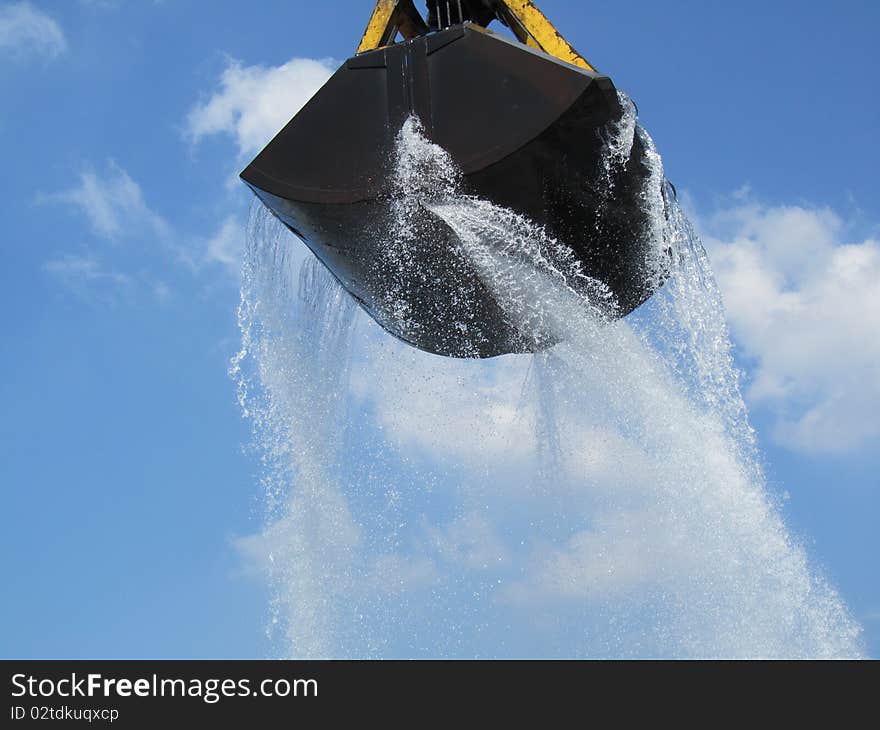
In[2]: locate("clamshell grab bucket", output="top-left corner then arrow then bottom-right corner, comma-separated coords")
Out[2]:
241,4 -> 662,357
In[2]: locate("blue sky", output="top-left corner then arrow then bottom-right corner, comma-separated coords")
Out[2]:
1,0 -> 877,657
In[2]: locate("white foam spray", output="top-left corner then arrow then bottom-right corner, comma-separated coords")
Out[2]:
234,99 -> 863,658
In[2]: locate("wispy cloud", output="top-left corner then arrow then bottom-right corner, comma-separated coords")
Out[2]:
0,2 -> 66,60
204,216 -> 244,272
50,160 -> 246,272
697,196 -> 880,454
49,161 -> 170,242
186,56 -> 335,157
43,254 -> 131,302
43,160 -> 245,304
78,0 -> 120,8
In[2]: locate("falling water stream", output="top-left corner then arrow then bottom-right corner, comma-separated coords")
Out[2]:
233,95 -> 863,658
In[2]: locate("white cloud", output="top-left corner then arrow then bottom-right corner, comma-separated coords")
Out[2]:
428,511 -> 511,571
0,2 -> 66,59
186,56 -> 336,157
503,510 -> 663,603
43,255 -> 131,301
698,198 -> 880,454
47,161 -> 246,296
152,280 -> 172,303
50,161 -> 169,241
350,342 -> 536,466
204,215 -> 244,272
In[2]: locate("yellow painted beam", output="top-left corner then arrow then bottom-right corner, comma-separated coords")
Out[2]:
500,1 -> 595,71
357,0 -> 399,54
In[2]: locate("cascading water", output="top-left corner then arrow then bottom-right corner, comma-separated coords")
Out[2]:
233,95 -> 863,658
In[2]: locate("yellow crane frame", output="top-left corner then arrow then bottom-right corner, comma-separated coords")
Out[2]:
356,0 -> 595,71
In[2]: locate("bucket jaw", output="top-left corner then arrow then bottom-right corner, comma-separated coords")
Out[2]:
241,2 -> 666,358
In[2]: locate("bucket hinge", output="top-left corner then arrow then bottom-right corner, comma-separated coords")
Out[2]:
356,0 -> 595,72
357,0 -> 429,53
